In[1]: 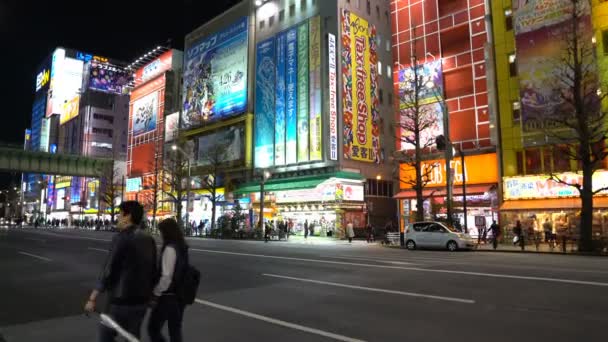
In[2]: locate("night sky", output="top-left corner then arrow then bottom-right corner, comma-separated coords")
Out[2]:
0,0 -> 240,188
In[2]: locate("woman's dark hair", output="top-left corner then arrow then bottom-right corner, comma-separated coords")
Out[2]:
158,218 -> 186,248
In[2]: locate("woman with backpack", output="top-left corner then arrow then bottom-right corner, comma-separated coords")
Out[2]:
148,218 -> 189,342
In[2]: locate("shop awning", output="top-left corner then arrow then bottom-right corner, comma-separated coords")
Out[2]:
393,184 -> 494,199
500,197 -> 608,211
234,171 -> 365,195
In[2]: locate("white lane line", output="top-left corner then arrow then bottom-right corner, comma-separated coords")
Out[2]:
88,247 -> 108,253
323,255 -> 416,265
191,248 -> 608,287
263,273 -> 475,304
195,298 -> 366,342
25,237 -> 46,243
18,251 -> 52,262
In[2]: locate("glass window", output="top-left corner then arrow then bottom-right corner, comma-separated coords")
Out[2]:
543,147 -> 552,173
504,9 -> 513,31
413,223 -> 428,232
378,61 -> 382,75
603,30 -> 608,55
259,20 -> 265,29
289,4 -> 295,16
425,224 -> 440,232
279,9 -> 285,22
525,148 -> 542,174
516,151 -> 524,175
508,53 -> 517,77
366,0 -> 371,14
512,101 -> 521,122
379,88 -> 383,103
376,5 -> 380,18
553,146 -> 571,172
387,65 -> 392,76
301,0 -> 306,11
269,15 -> 275,27
388,93 -> 392,105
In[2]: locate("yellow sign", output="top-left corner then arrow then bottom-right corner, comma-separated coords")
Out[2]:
400,153 -> 498,189
60,95 -> 80,125
342,10 -> 379,163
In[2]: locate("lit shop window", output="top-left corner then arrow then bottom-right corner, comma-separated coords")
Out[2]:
504,9 -> 513,31
508,53 -> 517,77
512,101 -> 521,123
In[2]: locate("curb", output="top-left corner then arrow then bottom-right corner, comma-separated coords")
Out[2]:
382,244 -> 607,256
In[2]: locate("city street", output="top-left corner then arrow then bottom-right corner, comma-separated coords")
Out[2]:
1,227 -> 607,342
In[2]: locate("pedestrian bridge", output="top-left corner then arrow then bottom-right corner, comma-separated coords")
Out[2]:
0,144 -> 113,177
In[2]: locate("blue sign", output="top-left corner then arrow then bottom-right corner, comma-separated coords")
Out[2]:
254,38 -> 276,168
76,51 -> 93,63
274,33 -> 287,166
285,28 -> 298,165
50,144 -> 57,154
182,17 -> 249,129
126,177 -> 142,192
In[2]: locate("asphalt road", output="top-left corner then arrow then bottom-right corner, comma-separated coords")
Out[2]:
1,227 -> 607,342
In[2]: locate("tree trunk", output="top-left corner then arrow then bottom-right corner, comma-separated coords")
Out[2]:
579,166 -> 594,252
415,160 -> 424,222
176,190 -> 184,228
211,180 -> 217,232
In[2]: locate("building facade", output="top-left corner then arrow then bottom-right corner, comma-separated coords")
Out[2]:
492,0 -> 608,240
179,0 -> 397,237
390,0 -> 500,236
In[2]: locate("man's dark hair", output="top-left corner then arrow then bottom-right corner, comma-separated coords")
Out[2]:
119,201 -> 144,226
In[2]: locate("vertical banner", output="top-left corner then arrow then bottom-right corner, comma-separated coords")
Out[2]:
254,38 -> 276,168
275,33 -> 287,166
328,33 -> 338,161
309,16 -> 323,161
341,9 -> 380,163
297,24 -> 309,162
285,28 -> 298,164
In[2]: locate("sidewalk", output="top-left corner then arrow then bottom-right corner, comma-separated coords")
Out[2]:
186,234 -> 374,246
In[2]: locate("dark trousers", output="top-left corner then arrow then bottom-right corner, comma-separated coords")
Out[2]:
148,295 -> 185,342
99,304 -> 147,342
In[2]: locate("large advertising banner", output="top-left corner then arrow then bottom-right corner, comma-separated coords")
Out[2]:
132,91 -> 159,136
275,33 -> 287,166
297,24 -> 310,162
309,16 -> 322,161
182,17 -> 248,129
197,125 -> 244,166
88,61 -> 131,95
47,52 -> 85,119
59,95 -> 80,125
398,61 -> 444,151
514,0 -> 594,132
254,38 -> 276,168
328,33 -> 338,160
341,9 -> 380,163
285,28 -> 298,164
504,170 -> 608,200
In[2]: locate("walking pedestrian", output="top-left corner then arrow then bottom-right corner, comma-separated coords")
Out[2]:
346,221 -> 355,243
543,218 -> 553,243
84,201 -> 157,342
513,220 -> 524,250
148,218 -> 189,342
304,220 -> 309,239
490,220 -> 500,250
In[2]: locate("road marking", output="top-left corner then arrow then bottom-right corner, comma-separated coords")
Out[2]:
18,251 -> 52,262
24,237 -> 46,243
87,247 -> 108,253
263,273 -> 475,304
194,298 -> 366,342
191,248 -> 608,287
323,255 -> 416,265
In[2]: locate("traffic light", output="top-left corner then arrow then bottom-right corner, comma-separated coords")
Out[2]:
435,135 -> 447,151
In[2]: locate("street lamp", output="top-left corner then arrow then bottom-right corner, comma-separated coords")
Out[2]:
258,169 -> 271,231
172,144 -> 192,229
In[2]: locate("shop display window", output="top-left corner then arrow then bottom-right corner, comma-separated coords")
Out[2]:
525,148 -> 541,174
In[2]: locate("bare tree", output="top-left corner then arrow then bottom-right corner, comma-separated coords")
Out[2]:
395,36 -> 444,222
530,0 -> 607,251
198,143 -> 229,233
162,145 -> 190,228
99,161 -> 122,223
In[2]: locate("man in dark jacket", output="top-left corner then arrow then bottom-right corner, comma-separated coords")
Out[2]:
84,201 -> 157,341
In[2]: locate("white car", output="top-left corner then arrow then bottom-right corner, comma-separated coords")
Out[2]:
404,221 -> 477,251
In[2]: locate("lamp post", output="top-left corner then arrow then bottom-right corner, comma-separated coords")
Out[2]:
172,144 -> 191,229
258,169 -> 271,231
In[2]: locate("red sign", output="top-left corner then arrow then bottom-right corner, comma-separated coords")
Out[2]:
135,51 -> 173,87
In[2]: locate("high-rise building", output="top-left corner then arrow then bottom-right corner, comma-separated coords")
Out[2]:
180,0 -> 396,236
124,48 -> 183,221
390,0 -> 500,235
26,48 -> 132,223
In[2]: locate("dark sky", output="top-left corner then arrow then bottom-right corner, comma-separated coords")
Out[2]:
0,0 -> 240,188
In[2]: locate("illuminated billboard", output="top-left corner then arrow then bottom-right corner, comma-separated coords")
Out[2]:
88,61 -> 131,95
341,9 -> 380,163
126,177 -> 143,192
182,17 -> 249,129
59,95 -> 80,125
132,91 -> 158,136
328,33 -> 338,160
136,50 -> 174,86
253,17 -> 323,168
46,49 -> 85,118
164,112 -> 179,142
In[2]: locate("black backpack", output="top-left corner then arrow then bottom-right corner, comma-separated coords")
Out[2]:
175,250 -> 200,305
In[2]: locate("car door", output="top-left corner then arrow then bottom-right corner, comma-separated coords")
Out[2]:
410,222 -> 429,245
423,224 -> 443,248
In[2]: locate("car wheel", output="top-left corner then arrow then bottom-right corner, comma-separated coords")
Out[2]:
406,240 -> 416,250
447,240 -> 458,252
